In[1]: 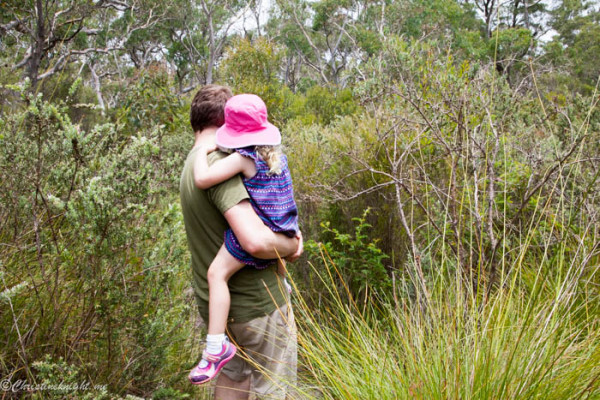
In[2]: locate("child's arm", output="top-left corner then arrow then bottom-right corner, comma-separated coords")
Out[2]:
193,145 -> 256,189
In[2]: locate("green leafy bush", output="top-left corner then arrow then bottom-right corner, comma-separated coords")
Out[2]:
305,209 -> 390,301
0,83 -> 198,398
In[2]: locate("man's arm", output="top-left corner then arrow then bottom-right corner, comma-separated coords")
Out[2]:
224,200 -> 300,259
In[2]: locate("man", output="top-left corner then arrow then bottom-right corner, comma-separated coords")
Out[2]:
180,85 -> 300,399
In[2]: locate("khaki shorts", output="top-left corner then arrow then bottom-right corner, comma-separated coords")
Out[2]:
223,303 -> 297,399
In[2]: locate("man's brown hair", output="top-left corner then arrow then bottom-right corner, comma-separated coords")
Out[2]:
190,85 -> 233,133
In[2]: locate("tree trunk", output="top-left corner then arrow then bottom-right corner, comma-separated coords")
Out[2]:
89,62 -> 106,116
28,0 -> 46,87
206,52 -> 214,84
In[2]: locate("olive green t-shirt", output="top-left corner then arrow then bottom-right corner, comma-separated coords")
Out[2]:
179,147 -> 286,323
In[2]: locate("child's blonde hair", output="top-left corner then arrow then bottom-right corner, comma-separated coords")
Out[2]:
256,145 -> 283,175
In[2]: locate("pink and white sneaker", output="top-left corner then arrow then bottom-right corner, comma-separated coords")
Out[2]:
188,339 -> 237,385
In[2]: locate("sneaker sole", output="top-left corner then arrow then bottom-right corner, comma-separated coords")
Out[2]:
188,346 -> 237,385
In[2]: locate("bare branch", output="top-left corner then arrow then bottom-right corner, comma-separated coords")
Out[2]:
46,18 -> 85,52
1,19 -> 30,35
512,134 -> 587,223
13,46 -> 33,70
86,60 -> 106,114
81,28 -> 102,35
328,181 -> 395,201
36,46 -> 121,81
95,0 -> 132,11
279,0 -> 330,85
50,6 -> 74,35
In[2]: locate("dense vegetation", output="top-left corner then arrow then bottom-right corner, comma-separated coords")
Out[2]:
1,0 -> 599,398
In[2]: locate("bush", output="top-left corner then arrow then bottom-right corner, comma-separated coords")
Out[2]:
0,83 -> 197,398
305,209 -> 390,302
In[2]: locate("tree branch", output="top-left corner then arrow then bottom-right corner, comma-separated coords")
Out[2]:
280,0 -> 330,85
36,46 -> 121,81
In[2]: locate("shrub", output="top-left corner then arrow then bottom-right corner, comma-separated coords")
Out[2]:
305,209 -> 391,302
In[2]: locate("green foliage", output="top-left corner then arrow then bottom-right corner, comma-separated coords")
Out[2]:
222,37 -> 283,89
568,22 -> 600,92
290,37 -> 599,306
543,0 -> 600,94
115,67 -> 187,135
490,27 -> 533,75
31,355 -> 110,400
304,85 -> 358,125
221,37 -> 292,123
354,26 -> 382,57
151,387 -> 190,400
221,37 -> 360,126
403,0 -> 482,39
1,0 -> 599,397
305,209 -> 390,300
0,84 -> 198,398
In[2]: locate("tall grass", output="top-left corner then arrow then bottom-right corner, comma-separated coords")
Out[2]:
292,226 -> 600,399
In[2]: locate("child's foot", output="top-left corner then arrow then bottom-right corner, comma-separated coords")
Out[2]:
188,339 -> 237,385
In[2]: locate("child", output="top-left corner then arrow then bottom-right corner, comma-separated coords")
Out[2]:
188,94 -> 299,385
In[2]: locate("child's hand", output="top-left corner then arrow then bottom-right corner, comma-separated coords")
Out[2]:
199,143 -> 218,153
194,135 -> 217,152
285,231 -> 303,262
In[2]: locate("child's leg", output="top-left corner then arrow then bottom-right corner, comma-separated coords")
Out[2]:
207,244 -> 245,336
189,244 -> 245,385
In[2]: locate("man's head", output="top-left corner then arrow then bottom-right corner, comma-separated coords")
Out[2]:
190,85 -> 233,133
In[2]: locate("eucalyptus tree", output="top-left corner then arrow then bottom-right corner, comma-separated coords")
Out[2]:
271,0 -> 485,88
199,0 -> 247,84
466,0 -> 546,37
273,0 -> 373,87
545,0 -> 600,93
265,2 -> 314,90
464,0 -> 548,82
0,0 -> 165,89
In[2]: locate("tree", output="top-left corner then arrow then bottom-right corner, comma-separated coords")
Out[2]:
198,0 -> 246,84
545,0 -> 600,93
0,0 -> 159,88
274,0 -> 375,87
468,0 -> 548,83
2,0 -> 91,86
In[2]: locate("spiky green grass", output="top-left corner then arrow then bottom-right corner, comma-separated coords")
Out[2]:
292,250 -> 600,400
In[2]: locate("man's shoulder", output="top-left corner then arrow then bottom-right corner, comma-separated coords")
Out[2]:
203,151 -> 249,214
208,150 -> 230,164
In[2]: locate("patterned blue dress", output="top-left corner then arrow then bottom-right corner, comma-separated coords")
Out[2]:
224,147 -> 299,268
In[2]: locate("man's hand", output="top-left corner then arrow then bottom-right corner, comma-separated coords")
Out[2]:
285,231 -> 303,262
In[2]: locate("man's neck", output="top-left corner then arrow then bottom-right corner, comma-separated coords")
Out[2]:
194,126 -> 218,148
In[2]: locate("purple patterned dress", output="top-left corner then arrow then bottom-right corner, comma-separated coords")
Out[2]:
224,147 -> 299,269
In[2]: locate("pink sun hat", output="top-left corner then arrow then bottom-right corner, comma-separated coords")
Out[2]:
215,94 -> 281,149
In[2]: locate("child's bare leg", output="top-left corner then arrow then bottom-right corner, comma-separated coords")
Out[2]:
207,244 -> 245,335
189,245 -> 242,385
189,245 -> 244,384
